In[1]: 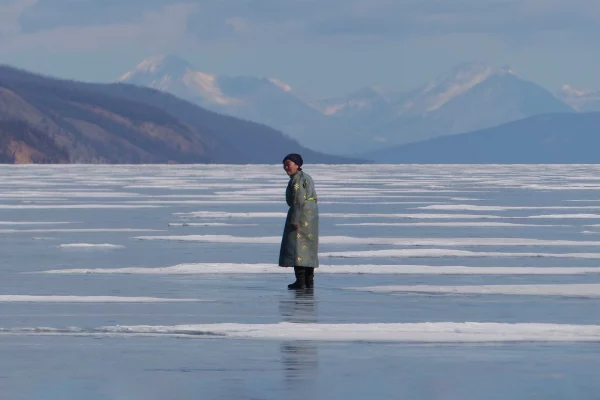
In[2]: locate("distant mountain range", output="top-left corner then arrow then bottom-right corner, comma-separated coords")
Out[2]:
2,57 -> 600,164
365,112 -> 600,163
119,57 -> 583,154
118,55 -> 337,151
0,66 -> 362,164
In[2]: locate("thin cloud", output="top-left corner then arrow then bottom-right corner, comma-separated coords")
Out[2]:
0,0 -> 37,37
184,0 -> 600,40
0,2 -> 197,52
296,0 -> 600,38
6,0 -> 599,47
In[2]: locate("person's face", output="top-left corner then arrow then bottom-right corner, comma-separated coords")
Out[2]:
283,160 -> 299,176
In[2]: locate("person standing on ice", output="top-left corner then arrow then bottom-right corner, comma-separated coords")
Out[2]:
279,153 -> 319,289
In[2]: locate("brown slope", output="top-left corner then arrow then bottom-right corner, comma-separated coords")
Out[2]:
0,120 -> 69,163
0,66 -> 366,164
97,83 -> 364,164
0,67 -> 214,163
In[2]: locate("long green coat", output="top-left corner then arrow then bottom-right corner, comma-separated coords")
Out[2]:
279,170 -> 319,268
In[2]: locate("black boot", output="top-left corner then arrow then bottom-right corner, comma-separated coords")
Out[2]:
287,267 -> 306,290
305,267 -> 314,288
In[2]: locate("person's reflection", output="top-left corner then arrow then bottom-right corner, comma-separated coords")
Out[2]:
279,288 -> 318,324
279,289 -> 319,387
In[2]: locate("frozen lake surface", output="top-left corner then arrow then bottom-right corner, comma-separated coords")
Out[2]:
1,164 -> 600,399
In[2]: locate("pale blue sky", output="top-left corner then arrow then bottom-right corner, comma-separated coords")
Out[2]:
1,0 -> 599,99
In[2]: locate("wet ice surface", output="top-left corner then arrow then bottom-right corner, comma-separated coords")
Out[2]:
2,164 -> 600,399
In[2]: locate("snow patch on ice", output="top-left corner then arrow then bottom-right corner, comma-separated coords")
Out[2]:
0,228 -> 162,233
419,204 -> 600,211
529,214 -> 600,219
0,295 -> 203,303
135,234 -> 280,243
168,222 -> 258,227
174,211 -> 286,219
134,235 -> 600,247
349,284 -> 600,298
0,221 -> 76,225
173,211 -> 505,220
58,243 -> 125,249
322,249 -> 600,259
0,204 -> 162,209
322,213 -> 504,219
6,322 -> 600,343
36,263 -> 600,276
336,222 -> 555,227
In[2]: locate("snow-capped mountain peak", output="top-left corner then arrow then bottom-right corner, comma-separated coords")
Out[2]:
117,55 -> 330,148
497,65 -> 517,76
560,84 -> 594,98
268,78 -> 292,92
118,55 -> 244,106
310,86 -> 390,117
423,63 -> 494,92
118,55 -> 193,82
557,85 -> 600,112
119,55 -> 296,105
410,63 -> 495,113
395,63 -> 524,116
117,57 -> 581,154
184,71 -> 239,106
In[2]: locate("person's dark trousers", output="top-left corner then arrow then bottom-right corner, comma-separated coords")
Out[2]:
288,267 -> 306,289
305,267 -> 314,288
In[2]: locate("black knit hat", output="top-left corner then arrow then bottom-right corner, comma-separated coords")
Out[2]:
282,153 -> 303,168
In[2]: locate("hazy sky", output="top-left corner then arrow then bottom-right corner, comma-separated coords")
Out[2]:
0,0 -> 599,99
